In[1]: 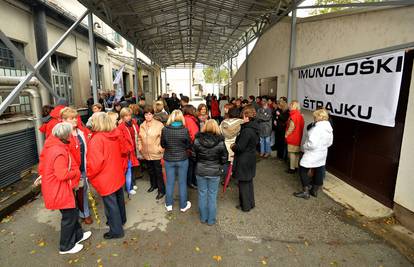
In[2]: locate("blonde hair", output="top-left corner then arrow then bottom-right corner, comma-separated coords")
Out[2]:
120,107 -> 132,119
52,122 -> 73,140
166,109 -> 186,126
289,100 -> 300,111
90,112 -> 115,132
202,119 -> 221,135
154,101 -> 164,113
278,100 -> 288,111
313,108 -> 329,122
129,104 -> 141,115
60,107 -> 78,120
107,111 -> 119,126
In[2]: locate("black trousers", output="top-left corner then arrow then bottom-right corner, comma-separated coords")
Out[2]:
238,180 -> 255,211
102,188 -> 126,236
59,208 -> 83,252
299,165 -> 326,187
187,157 -> 197,186
146,160 -> 165,194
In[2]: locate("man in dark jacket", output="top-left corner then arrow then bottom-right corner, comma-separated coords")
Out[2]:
256,99 -> 273,158
231,106 -> 260,212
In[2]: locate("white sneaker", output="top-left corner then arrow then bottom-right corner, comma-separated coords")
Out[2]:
165,204 -> 173,212
129,189 -> 137,195
180,201 -> 191,212
133,185 -> 138,190
59,243 -> 83,255
76,231 -> 92,244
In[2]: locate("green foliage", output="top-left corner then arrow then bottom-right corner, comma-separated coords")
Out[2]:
203,66 -> 229,84
311,0 -> 380,15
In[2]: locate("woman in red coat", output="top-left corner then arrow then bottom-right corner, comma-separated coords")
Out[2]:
210,95 -> 221,122
118,107 -> 140,196
182,105 -> 200,189
87,112 -> 127,239
39,122 -> 91,254
285,100 -> 305,173
61,107 -> 93,224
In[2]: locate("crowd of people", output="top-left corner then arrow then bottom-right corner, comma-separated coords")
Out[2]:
37,92 -> 333,254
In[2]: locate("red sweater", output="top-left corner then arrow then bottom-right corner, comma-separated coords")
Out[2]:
285,110 -> 304,146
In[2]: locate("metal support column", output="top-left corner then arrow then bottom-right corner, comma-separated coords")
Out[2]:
133,47 -> 139,103
189,66 -> 192,100
88,13 -> 98,104
32,4 -> 53,103
287,8 -> 297,103
0,9 -> 89,116
244,33 -> 248,98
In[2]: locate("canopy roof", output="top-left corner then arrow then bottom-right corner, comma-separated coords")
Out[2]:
78,0 -> 298,67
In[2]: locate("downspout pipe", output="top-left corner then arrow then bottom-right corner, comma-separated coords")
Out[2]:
23,88 -> 44,156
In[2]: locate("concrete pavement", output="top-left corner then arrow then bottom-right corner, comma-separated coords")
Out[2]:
0,157 -> 412,266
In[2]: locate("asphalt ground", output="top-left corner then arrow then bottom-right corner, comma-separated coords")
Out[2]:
0,157 -> 412,267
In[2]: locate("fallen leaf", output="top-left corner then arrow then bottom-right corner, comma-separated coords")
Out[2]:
112,253 -> 118,257
195,246 -> 201,252
262,260 -> 267,265
304,241 -> 309,247
38,241 -> 46,247
68,259 -> 73,264
29,233 -> 35,237
30,250 -> 36,254
213,255 -> 222,262
1,216 -> 13,223
74,258 -> 79,263
97,259 -> 102,263
330,261 -> 338,266
1,229 -> 6,233
96,244 -> 102,249
248,248 -> 253,252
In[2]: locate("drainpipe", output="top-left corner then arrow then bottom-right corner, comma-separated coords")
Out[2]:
23,88 -> 43,156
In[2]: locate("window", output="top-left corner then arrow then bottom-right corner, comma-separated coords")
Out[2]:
127,42 -> 133,52
113,32 -> 121,44
0,39 -> 26,76
51,54 -> 74,105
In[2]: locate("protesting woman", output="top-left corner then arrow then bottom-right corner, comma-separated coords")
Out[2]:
87,112 -> 127,239
161,110 -> 191,212
39,122 -> 91,254
153,100 -> 169,124
231,106 -> 260,212
197,103 -> 209,130
182,105 -> 200,189
192,120 -> 228,225
138,105 -> 166,200
285,101 -> 304,173
294,109 -> 333,199
60,107 -> 93,224
118,107 -> 140,195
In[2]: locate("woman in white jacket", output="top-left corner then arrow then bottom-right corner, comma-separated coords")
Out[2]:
294,108 -> 333,199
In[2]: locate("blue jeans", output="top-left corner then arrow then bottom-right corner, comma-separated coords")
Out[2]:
165,159 -> 189,209
196,176 -> 220,225
260,136 -> 271,154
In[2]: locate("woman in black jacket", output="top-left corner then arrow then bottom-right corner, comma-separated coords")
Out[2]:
192,119 -> 228,225
161,110 -> 192,212
274,99 -> 289,160
231,105 -> 260,212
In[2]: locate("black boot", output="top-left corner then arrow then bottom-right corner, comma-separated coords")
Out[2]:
310,185 -> 320,197
147,187 -> 156,193
293,186 -> 310,199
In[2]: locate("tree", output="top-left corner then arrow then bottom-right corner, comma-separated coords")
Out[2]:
203,66 -> 229,84
311,0 -> 379,16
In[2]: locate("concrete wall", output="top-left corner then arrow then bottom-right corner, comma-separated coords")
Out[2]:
231,6 -> 414,219
231,19 -> 291,98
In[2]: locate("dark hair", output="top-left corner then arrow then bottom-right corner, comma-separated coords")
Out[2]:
42,105 -> 53,117
280,96 -> 287,102
241,105 -> 256,120
242,99 -> 248,105
182,104 -> 196,116
181,96 -> 189,103
228,107 -> 240,119
248,95 -> 255,101
143,105 -> 154,114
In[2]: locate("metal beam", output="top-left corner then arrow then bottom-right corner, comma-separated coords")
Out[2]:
0,9 -> 90,116
134,46 -> 139,104
287,8 -> 296,103
88,13 -> 98,104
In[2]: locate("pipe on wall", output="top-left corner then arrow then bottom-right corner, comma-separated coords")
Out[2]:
23,88 -> 44,156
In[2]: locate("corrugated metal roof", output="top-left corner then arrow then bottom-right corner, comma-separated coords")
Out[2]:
78,0 -> 298,67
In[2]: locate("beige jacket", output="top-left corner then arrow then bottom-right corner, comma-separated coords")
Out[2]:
138,119 -> 164,160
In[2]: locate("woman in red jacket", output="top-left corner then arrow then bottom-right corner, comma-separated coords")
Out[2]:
39,122 -> 91,254
210,95 -> 221,122
61,107 -> 93,225
182,105 -> 200,189
87,112 -> 127,239
285,100 -> 305,173
118,107 -> 140,196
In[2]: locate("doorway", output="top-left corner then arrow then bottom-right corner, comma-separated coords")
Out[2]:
259,76 -> 277,97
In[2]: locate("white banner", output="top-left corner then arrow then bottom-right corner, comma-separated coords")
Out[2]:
113,64 -> 125,101
297,51 -> 405,127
